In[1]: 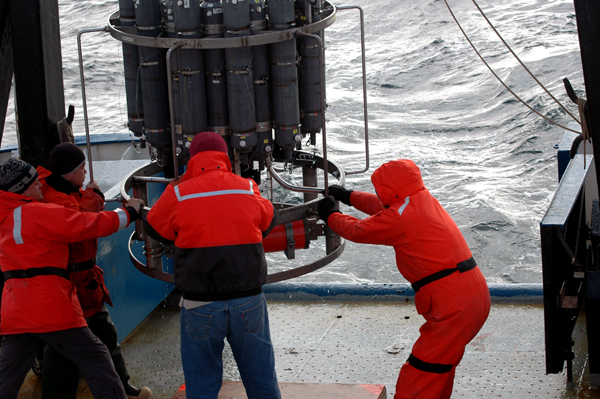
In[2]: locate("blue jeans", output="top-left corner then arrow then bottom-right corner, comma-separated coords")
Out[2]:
180,293 -> 281,399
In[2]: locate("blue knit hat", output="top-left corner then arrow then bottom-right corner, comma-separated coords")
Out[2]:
0,158 -> 38,194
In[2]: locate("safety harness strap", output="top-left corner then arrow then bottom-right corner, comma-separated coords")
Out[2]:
67,259 -> 95,273
412,256 -> 477,293
408,353 -> 453,374
3,267 -> 69,281
456,256 -> 477,272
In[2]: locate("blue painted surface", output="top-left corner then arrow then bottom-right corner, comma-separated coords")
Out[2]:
557,131 -> 580,181
541,154 -> 592,227
0,133 -> 137,153
263,282 -> 544,303
97,201 -> 174,341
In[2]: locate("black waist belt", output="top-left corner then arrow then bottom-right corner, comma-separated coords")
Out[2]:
3,267 -> 69,281
68,259 -> 95,273
411,257 -> 477,293
182,286 -> 263,302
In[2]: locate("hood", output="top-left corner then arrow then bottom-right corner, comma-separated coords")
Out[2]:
371,159 -> 425,206
0,189 -> 34,224
184,150 -> 232,181
36,165 -> 52,181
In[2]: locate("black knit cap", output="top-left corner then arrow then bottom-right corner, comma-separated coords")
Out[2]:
0,158 -> 38,194
49,143 -> 86,176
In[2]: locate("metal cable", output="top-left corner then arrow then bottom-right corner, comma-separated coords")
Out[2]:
470,0 -> 581,125
442,0 -> 581,134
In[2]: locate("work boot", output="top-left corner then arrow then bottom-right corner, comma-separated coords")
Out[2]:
125,383 -> 152,399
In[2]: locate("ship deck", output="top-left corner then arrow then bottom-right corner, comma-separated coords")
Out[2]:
16,298 -> 600,399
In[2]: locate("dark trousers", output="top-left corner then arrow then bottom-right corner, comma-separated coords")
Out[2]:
0,327 -> 126,399
42,305 -> 130,399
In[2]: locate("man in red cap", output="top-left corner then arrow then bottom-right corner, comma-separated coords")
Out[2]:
0,158 -> 143,399
36,143 -> 151,399
318,159 -> 490,399
147,132 -> 281,399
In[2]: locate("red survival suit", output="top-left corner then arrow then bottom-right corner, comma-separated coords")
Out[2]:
37,167 -> 112,318
326,159 -> 490,399
0,190 -> 130,335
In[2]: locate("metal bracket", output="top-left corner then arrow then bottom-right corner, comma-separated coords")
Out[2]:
284,222 -> 296,259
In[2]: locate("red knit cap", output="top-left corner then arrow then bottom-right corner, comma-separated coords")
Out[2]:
190,132 -> 228,157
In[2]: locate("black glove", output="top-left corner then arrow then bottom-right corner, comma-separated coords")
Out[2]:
318,196 -> 341,222
322,185 -> 353,206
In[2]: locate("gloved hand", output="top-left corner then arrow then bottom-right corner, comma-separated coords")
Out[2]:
322,185 -> 353,206
318,196 -> 341,222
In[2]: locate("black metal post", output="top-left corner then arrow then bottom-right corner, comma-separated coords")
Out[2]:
9,0 -> 64,167
0,0 -> 13,142
574,0 -> 600,384
574,0 -> 600,198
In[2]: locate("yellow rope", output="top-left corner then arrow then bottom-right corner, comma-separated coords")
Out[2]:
442,0 -> 581,134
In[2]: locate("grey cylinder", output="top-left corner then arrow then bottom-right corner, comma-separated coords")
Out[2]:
267,0 -> 296,30
175,0 -> 208,163
225,43 -> 256,165
223,0 -> 256,164
251,0 -> 272,163
201,1 -> 230,136
268,0 -> 300,162
120,0 -> 144,137
297,1 -> 324,141
162,0 -> 183,157
222,0 -> 250,32
136,0 -> 171,160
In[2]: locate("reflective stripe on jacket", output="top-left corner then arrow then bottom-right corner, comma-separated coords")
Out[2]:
0,190 -> 129,334
147,151 -> 276,301
327,159 -> 474,284
37,166 -> 112,318
37,166 -> 104,262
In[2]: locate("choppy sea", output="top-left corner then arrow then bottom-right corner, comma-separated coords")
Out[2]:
2,0 -> 585,284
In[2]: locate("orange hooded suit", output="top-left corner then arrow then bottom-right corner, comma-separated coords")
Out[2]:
325,159 -> 490,399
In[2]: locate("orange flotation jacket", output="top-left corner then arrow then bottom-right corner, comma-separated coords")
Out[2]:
0,190 -> 131,334
147,151 -> 276,301
327,159 -> 475,286
37,166 -> 112,318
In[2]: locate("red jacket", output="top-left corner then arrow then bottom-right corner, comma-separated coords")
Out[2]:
37,166 -> 112,318
147,151 -> 276,301
327,159 -> 474,284
0,190 -> 131,334
38,166 -> 104,262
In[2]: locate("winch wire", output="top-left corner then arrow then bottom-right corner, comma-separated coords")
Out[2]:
470,0 -> 581,125
442,0 -> 581,134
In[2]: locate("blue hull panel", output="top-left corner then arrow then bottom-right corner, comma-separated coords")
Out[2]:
97,201 -> 174,341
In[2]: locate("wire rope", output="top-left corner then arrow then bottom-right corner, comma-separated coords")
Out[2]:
470,0 -> 581,124
442,0 -> 581,134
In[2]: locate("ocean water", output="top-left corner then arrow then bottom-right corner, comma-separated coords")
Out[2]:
2,0 -> 584,284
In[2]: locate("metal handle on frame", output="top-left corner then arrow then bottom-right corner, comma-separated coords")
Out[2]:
77,27 -> 110,183
336,6 -> 369,176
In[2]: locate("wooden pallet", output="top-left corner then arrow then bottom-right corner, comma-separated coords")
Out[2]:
172,381 -> 387,399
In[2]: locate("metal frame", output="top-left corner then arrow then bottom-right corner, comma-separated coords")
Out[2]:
541,154 -> 593,377
121,152 -> 346,283
106,8 -> 337,50
75,2 -> 375,284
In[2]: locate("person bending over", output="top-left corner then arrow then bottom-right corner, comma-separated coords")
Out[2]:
318,159 -> 490,399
